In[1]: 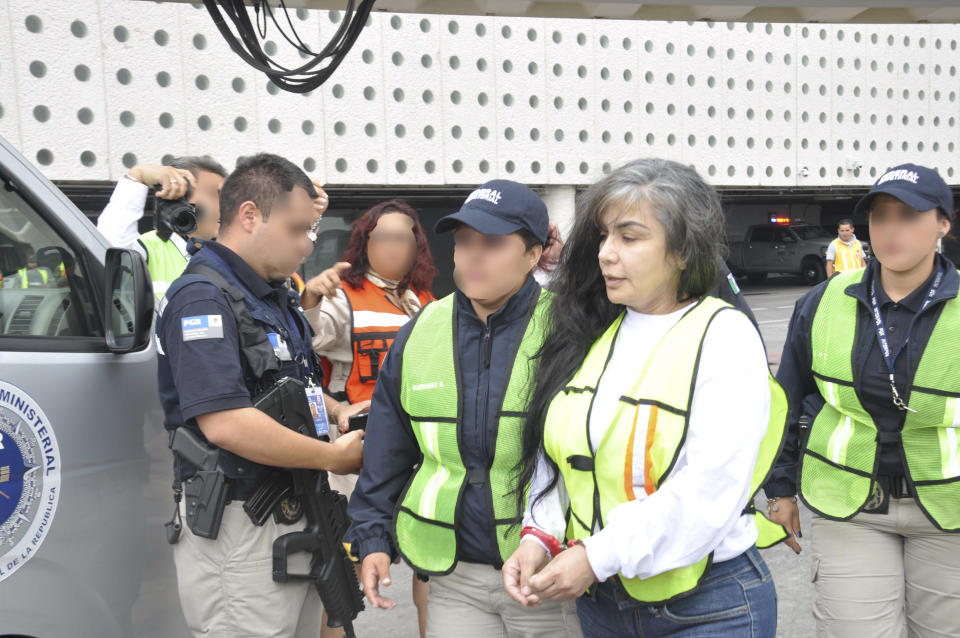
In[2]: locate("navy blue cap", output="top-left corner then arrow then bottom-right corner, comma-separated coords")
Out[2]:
854,163 -> 954,218
435,180 -> 549,244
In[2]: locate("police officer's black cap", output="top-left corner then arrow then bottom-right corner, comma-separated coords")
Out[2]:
854,163 -> 954,219
435,180 -> 549,244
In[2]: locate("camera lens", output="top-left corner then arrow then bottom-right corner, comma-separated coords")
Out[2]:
156,197 -> 199,239
173,209 -> 197,234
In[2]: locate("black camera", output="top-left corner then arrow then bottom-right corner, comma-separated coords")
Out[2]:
154,183 -> 203,241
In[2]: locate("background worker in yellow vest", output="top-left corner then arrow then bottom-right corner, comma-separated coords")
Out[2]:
97,158 -> 228,300
1,252 -> 52,289
765,164 -> 960,638
825,218 -> 867,276
345,180 -> 581,638
301,198 -> 438,638
505,159 -> 781,637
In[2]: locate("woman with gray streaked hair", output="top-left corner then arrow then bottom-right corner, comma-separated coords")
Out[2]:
502,159 -> 784,637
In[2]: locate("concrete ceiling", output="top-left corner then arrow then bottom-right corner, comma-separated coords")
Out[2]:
156,1 -> 960,23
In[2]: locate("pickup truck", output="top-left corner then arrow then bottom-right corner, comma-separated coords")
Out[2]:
728,223 -> 838,285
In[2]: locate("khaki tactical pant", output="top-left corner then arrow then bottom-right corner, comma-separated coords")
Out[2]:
811,496 -> 960,638
174,502 -> 324,638
425,560 -> 583,638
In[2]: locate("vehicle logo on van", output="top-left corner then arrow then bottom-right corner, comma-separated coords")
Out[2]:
0,381 -> 61,583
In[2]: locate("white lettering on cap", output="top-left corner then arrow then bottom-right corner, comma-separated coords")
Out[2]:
877,168 -> 920,185
465,188 -> 502,206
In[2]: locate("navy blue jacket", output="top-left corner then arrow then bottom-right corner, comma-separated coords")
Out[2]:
764,254 -> 960,497
345,275 -> 542,567
157,241 -> 319,499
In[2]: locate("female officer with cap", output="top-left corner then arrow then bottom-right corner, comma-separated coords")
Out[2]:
504,159 -> 787,637
345,180 -> 581,637
765,163 -> 960,638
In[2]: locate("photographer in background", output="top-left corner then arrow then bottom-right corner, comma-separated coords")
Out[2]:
97,157 -> 227,300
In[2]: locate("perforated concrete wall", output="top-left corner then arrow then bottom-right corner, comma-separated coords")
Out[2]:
1,2 -> 958,187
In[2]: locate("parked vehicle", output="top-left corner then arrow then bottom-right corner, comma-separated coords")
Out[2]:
0,134 -> 185,637
727,219 -> 838,285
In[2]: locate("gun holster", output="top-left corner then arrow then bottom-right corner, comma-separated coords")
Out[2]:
168,427 -> 230,540
182,470 -> 229,539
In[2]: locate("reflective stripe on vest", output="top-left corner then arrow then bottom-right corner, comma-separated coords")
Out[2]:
139,230 -> 188,301
831,238 -> 864,272
394,288 -> 551,575
805,268 -> 960,531
342,278 -> 433,403
543,297 -> 789,604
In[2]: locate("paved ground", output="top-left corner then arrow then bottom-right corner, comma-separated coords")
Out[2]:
744,275 -> 817,638
354,275 -> 822,638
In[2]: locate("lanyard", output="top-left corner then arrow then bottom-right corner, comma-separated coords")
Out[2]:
868,264 -> 944,413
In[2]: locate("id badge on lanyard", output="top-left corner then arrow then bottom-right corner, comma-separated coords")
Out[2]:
869,264 -> 944,414
305,385 -> 330,437
267,332 -> 293,361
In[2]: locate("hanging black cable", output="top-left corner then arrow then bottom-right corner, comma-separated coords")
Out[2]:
202,0 -> 377,94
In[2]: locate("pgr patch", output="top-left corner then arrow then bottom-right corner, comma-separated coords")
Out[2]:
181,315 -> 224,341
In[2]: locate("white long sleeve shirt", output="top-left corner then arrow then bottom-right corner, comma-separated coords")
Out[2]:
523,303 -> 770,581
96,177 -> 188,261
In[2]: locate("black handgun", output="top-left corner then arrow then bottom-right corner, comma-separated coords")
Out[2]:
170,427 -> 228,539
255,377 -> 364,638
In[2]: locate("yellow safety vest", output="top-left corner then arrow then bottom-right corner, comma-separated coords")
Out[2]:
803,268 -> 960,530
394,289 -> 551,575
138,230 -> 188,302
830,238 -> 865,272
543,297 -> 789,604
1,267 -> 49,289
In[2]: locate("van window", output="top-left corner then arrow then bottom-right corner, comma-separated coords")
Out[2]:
0,187 -> 101,339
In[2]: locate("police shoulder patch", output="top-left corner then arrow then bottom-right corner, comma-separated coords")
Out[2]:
181,314 -> 224,341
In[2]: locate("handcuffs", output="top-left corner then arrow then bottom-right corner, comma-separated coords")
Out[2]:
766,495 -> 797,513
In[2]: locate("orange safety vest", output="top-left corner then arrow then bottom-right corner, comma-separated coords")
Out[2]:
342,278 -> 433,403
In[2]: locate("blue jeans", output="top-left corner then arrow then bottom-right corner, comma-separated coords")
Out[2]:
575,546 -> 777,638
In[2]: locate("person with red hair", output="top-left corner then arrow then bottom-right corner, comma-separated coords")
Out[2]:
302,199 -> 437,406
301,198 -> 437,638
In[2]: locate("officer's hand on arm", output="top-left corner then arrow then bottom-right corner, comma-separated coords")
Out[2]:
767,497 -> 803,553
765,299 -> 813,556
360,552 -> 396,610
301,262 -> 351,310
128,164 -> 197,200
503,540 -> 550,607
330,429 -> 365,474
528,544 -> 598,602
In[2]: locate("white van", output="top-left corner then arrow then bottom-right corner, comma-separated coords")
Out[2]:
0,134 -> 187,636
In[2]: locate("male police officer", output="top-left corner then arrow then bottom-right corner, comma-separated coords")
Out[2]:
346,181 -> 582,637
157,153 -> 364,637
